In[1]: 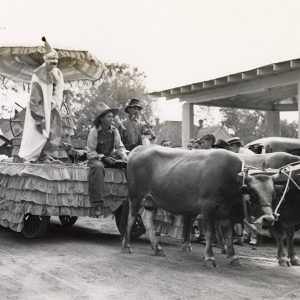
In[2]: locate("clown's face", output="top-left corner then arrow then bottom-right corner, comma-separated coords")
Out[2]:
45,52 -> 58,71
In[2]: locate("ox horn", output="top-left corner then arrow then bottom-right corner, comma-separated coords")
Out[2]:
237,168 -> 249,183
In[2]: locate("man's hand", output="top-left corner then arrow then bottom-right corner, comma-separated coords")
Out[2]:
102,157 -> 116,166
140,111 -> 146,120
68,148 -> 77,156
36,120 -> 45,135
122,155 -> 129,163
140,112 -> 151,127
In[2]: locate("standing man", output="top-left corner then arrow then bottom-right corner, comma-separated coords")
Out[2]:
87,102 -> 128,216
121,99 -> 155,151
227,136 -> 256,245
161,140 -> 172,147
198,134 -> 216,149
187,139 -> 195,150
18,37 -> 64,162
192,133 -> 216,243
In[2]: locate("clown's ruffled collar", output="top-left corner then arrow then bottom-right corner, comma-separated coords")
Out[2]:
33,63 -> 62,84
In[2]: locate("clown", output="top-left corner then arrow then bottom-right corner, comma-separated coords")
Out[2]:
18,37 -> 64,162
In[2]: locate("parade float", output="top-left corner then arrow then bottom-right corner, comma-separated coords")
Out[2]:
0,43 -> 145,239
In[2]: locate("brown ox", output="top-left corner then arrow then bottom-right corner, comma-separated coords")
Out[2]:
241,152 -> 300,266
122,145 -> 278,267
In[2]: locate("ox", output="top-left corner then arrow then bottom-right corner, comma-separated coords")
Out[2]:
122,145 -> 278,267
241,152 -> 300,266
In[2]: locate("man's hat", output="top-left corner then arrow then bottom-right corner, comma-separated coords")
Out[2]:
201,134 -> 216,144
227,137 -> 242,146
96,102 -> 119,118
125,98 -> 143,113
213,139 -> 230,150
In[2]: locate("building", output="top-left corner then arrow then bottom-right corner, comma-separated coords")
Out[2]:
151,58 -> 300,146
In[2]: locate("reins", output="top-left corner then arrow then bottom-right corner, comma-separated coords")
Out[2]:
274,168 -> 292,215
241,161 -> 250,222
240,160 -> 300,232
273,162 -> 300,214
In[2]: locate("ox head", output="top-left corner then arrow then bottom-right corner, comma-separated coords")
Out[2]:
237,169 -> 285,234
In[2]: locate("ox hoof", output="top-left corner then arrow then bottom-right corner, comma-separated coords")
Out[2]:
278,257 -> 291,267
182,245 -> 193,252
121,246 -> 133,254
229,257 -> 242,266
290,256 -> 300,266
205,259 -> 217,268
155,249 -> 165,257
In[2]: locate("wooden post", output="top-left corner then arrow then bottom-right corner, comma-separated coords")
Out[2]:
182,102 -> 194,148
298,82 -> 300,139
266,111 -> 281,137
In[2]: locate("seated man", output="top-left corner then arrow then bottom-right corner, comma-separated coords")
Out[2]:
87,103 -> 128,216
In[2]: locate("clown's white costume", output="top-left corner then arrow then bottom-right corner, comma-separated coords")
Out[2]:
18,37 -> 64,161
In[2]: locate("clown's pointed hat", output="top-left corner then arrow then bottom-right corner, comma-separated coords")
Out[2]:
42,36 -> 53,53
41,36 -> 57,59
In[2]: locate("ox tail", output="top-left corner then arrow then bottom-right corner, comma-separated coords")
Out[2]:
118,196 -> 146,241
119,198 -> 130,239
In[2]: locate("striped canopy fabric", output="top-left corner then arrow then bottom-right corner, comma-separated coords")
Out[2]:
0,46 -> 107,84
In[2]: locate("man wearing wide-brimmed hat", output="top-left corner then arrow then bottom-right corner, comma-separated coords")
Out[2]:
121,98 -> 155,151
18,37 -> 64,162
87,102 -> 128,216
213,139 -> 231,150
227,136 -> 255,155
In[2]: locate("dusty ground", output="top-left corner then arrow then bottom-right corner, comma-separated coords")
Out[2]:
0,217 -> 300,300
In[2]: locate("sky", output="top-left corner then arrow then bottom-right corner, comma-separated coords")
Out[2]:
0,0 -> 300,122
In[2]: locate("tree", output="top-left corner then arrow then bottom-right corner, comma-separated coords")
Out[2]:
280,119 -> 298,138
220,108 -> 267,144
69,63 -> 155,139
221,108 -> 299,143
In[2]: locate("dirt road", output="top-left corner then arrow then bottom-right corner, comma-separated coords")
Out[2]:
0,217 -> 300,300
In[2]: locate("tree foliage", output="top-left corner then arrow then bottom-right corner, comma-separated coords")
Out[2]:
221,108 -> 298,143
280,119 -> 298,138
220,108 -> 266,143
69,63 -> 155,139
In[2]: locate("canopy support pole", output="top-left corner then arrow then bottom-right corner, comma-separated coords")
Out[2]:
266,111 -> 281,137
182,102 -> 194,147
298,82 -> 300,139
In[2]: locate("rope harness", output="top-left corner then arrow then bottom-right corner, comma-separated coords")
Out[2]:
274,162 -> 300,214
241,161 -> 250,222
239,160 -> 300,234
